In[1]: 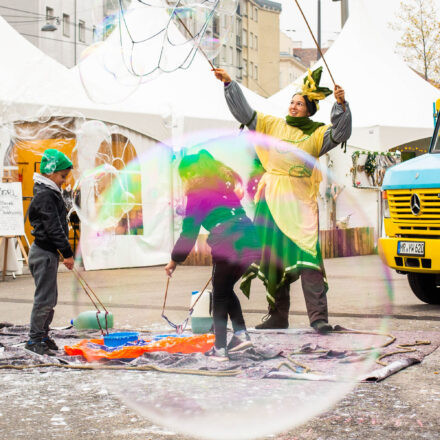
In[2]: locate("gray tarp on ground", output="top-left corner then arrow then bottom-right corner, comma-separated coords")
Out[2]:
1,323 -> 439,382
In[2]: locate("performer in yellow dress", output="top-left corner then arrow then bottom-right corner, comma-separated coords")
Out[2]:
213,67 -> 352,333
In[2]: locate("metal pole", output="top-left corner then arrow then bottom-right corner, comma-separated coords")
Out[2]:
317,0 -> 321,60
74,0 -> 77,65
341,0 -> 349,27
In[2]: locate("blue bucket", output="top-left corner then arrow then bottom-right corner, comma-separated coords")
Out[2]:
103,332 -> 139,347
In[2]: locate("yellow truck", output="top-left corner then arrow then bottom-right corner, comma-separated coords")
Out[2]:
379,111 -> 440,304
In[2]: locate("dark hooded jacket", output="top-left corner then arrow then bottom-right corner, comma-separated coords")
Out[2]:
28,182 -> 73,258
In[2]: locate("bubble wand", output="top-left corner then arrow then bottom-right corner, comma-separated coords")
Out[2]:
173,12 -> 215,69
161,276 -> 212,334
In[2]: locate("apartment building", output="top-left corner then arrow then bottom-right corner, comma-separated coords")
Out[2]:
0,0 -> 105,68
241,0 -> 281,97
279,31 -> 307,89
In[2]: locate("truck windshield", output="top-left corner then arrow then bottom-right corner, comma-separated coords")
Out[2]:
431,116 -> 440,153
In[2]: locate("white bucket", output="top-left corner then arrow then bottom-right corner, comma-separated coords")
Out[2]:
190,290 -> 213,334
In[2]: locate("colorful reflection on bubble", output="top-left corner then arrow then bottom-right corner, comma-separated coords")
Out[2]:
78,129 -> 394,439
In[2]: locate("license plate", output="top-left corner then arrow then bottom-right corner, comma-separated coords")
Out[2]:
397,241 -> 425,256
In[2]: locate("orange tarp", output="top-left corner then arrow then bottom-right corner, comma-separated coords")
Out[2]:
64,334 -> 215,362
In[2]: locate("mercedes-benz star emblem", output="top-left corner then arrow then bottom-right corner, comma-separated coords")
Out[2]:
410,193 -> 421,216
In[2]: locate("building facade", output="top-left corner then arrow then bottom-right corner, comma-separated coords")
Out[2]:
279,31 -> 307,90
0,0 -> 104,68
241,0 -> 281,97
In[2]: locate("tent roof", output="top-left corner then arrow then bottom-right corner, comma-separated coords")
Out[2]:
269,0 -> 440,149
73,4 -> 283,140
0,11 -> 282,143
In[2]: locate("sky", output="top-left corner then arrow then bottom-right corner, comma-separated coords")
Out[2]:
279,0 -> 403,49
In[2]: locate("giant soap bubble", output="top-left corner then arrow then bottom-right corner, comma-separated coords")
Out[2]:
78,0 -> 237,103
75,129 -> 394,439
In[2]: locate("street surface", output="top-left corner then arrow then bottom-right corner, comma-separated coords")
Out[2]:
0,255 -> 439,439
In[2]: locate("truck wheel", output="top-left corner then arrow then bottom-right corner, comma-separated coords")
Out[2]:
407,273 -> 440,305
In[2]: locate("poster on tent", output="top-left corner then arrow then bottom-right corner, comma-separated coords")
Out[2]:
0,182 -> 25,236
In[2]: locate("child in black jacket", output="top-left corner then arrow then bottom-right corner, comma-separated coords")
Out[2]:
165,150 -> 261,361
25,149 -> 74,356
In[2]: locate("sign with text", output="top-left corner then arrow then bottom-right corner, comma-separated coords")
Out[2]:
0,182 -> 25,236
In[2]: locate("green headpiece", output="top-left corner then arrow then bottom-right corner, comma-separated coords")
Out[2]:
300,67 -> 333,104
40,149 -> 73,175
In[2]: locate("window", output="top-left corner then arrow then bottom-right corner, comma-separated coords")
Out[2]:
254,64 -> 258,80
229,47 -> 233,64
96,134 -> 143,236
249,32 -> 253,49
243,29 -> 247,46
236,49 -> 242,79
221,45 -> 227,63
248,3 -> 253,19
254,35 -> 258,50
243,59 -> 247,76
92,25 -> 98,42
254,8 -> 258,22
46,7 -> 54,22
62,14 -> 70,37
78,20 -> 86,42
250,62 -> 254,78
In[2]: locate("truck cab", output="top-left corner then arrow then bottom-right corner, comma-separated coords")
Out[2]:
379,110 -> 440,304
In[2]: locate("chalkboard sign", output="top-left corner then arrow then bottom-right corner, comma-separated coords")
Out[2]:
0,182 -> 25,236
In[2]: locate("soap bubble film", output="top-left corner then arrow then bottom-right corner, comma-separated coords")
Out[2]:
77,129 -> 394,440
79,0 -> 237,103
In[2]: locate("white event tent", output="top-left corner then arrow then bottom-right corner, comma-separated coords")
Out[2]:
269,0 -> 440,233
269,0 -> 439,150
0,12 -> 282,270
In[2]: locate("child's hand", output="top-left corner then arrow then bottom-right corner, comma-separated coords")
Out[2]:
63,257 -> 74,270
165,261 -> 177,277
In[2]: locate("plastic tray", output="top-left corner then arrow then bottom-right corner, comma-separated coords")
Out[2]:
103,332 -> 139,347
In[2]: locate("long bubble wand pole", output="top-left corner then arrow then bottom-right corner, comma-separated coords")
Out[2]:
174,15 -> 215,69
293,0 -> 336,86
293,0 -> 346,111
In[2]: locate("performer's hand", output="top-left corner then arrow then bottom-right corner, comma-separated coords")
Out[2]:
212,68 -> 232,83
165,260 -> 177,277
334,85 -> 345,105
63,257 -> 74,270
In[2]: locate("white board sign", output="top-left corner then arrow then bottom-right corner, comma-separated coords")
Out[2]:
0,182 -> 25,236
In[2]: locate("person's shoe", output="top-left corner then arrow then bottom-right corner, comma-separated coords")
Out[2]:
227,331 -> 253,353
42,336 -> 59,351
24,341 -> 55,356
255,312 -> 289,330
204,346 -> 229,362
311,320 -> 333,334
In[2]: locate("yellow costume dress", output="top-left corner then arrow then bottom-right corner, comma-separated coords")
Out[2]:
241,113 -> 330,305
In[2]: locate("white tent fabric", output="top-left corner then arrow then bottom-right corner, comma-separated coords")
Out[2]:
269,0 -> 440,151
73,4 -> 283,143
0,12 -> 283,270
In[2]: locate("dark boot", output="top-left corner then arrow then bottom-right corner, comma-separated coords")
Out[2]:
256,284 -> 290,330
255,311 -> 289,329
311,319 -> 333,334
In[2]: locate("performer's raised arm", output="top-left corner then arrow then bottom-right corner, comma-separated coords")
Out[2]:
320,85 -> 352,156
213,68 -> 257,130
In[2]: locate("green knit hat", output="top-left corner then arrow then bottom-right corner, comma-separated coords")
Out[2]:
40,149 -> 73,175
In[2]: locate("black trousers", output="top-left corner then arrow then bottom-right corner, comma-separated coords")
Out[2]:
211,261 -> 247,349
28,244 -> 59,341
275,268 -> 329,325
